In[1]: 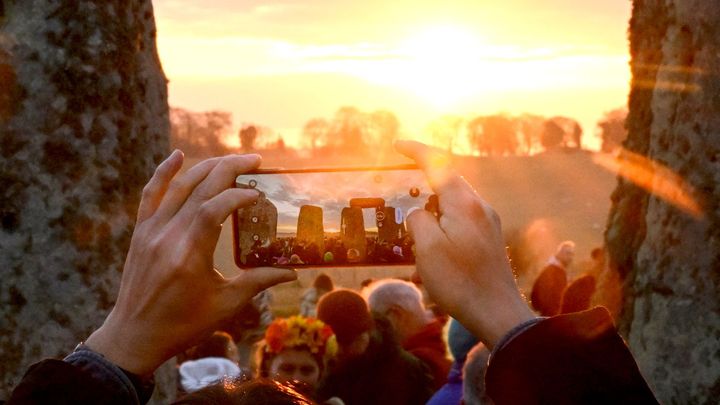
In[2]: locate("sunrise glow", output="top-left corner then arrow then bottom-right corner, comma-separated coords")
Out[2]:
154,0 -> 632,151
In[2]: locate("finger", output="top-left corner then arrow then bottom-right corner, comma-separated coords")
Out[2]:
187,188 -> 261,253
395,140 -> 478,214
137,150 -> 184,223
406,207 -> 448,256
152,156 -> 224,224
187,154 -> 261,203
226,267 -> 298,303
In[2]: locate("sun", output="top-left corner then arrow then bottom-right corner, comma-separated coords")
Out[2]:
358,25 -> 494,109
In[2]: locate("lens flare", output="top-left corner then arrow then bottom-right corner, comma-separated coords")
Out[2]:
592,148 -> 704,219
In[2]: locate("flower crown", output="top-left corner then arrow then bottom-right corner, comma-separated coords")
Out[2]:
265,316 -> 338,359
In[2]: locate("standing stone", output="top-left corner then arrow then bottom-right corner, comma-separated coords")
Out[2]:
297,205 -> 324,251
605,1 -> 720,402
377,206 -> 405,242
236,192 -> 277,263
341,207 -> 366,262
0,0 -> 170,401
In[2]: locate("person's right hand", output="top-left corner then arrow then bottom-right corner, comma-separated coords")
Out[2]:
85,151 -> 297,376
396,141 -> 535,349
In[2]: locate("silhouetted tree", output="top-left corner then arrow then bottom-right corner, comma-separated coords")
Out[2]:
571,122 -> 583,149
302,118 -> 329,152
516,114 -> 545,154
239,124 -> 258,152
597,108 -> 628,152
171,108 -> 231,157
428,115 -> 463,152
541,119 -> 565,149
368,110 -> 400,151
540,117 -> 583,150
275,136 -> 286,152
552,116 -> 583,148
328,106 -> 368,152
479,114 -> 518,156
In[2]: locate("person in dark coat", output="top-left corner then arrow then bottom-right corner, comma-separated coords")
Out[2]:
560,273 -> 597,314
316,289 -> 434,405
530,241 -> 574,316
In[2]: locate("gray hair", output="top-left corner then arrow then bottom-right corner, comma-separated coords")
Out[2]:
462,343 -> 491,405
364,279 -> 424,315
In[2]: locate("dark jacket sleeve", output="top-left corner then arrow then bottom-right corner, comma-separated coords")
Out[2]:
484,307 -> 658,405
7,347 -> 153,405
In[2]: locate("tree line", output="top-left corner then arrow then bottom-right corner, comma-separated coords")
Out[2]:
170,106 -> 629,158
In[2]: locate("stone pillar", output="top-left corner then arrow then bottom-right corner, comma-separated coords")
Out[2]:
341,207 -> 366,262
0,0 -> 170,401
297,205 -> 324,251
377,206 -> 405,242
236,193 -> 278,263
604,1 -> 720,402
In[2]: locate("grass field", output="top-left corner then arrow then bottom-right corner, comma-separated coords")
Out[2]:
183,149 -> 617,315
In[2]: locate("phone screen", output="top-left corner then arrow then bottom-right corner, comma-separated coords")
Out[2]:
232,168 -> 433,268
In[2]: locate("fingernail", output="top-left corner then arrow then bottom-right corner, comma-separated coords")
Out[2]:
406,206 -> 422,217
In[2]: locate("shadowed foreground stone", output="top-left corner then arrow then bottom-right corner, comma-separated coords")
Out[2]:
605,1 -> 720,402
0,1 -> 170,402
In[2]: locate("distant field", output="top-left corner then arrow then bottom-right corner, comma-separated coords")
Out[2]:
182,149 -> 617,315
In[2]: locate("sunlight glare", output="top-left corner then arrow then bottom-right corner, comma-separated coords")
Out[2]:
593,148 -> 704,219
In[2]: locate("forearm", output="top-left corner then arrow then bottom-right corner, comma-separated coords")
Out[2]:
65,344 -> 154,404
8,344 -> 154,405
483,307 -> 658,404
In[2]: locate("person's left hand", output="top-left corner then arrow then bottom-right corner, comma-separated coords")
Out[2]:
85,151 -> 297,376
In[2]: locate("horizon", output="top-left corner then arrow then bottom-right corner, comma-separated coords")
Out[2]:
154,0 -> 632,152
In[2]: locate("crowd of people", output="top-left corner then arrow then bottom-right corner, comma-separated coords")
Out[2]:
7,141 -> 659,404
244,235 -> 415,267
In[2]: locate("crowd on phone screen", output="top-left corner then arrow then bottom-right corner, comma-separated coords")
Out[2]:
244,235 -> 415,267
171,240 -> 606,405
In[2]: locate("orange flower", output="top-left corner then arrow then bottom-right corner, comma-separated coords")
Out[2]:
263,315 -> 337,358
265,319 -> 288,353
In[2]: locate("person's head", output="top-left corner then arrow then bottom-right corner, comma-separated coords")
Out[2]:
555,240 -> 576,268
191,331 -> 239,364
364,279 -> 430,343
173,378 -> 314,405
313,273 -> 334,293
462,343 -> 492,405
317,289 -> 373,362
258,316 -> 337,389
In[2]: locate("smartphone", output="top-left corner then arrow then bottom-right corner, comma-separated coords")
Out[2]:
231,165 -> 436,268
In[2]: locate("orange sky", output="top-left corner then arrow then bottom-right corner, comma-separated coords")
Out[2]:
153,0 -> 632,151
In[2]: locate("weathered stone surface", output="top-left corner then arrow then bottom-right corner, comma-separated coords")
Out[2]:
605,1 -> 720,402
297,205 -> 324,250
0,1 -> 171,402
377,206 -> 405,242
341,207 -> 366,261
236,192 -> 278,262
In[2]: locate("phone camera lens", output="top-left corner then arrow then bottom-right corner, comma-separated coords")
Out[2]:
409,187 -> 420,197
249,179 -> 258,188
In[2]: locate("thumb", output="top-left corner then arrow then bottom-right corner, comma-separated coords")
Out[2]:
406,207 -> 447,253
228,267 -> 298,298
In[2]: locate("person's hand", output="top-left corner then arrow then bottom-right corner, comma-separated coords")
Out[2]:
85,151 -> 297,376
396,140 -> 534,349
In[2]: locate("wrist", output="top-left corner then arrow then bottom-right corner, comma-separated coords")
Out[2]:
462,290 -> 535,350
85,318 -> 163,377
